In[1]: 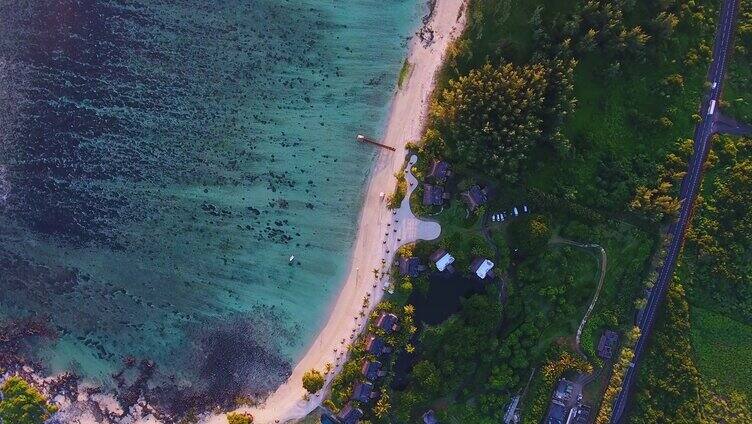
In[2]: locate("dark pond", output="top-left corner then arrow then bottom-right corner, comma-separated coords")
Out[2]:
391,271 -> 486,389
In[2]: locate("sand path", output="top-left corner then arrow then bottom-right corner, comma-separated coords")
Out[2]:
204,1 -> 465,422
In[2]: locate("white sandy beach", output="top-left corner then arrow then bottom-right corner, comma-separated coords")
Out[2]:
206,1 -> 467,423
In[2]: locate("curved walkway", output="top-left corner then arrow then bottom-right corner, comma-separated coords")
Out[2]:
550,237 -> 607,357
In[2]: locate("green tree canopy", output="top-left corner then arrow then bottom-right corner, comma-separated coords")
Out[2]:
302,369 -> 325,394
0,376 -> 57,424
227,412 -> 254,424
430,63 -> 551,181
508,214 -> 552,256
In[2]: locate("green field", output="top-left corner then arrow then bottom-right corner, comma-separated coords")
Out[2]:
691,306 -> 752,398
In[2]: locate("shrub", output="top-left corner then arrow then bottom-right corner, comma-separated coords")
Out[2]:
508,214 -> 552,256
227,412 -> 253,424
302,369 -> 325,394
0,376 -> 58,424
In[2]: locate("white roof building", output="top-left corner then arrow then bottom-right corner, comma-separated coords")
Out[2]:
434,252 -> 455,271
472,258 -> 495,279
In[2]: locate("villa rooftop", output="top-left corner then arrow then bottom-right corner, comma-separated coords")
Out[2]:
427,160 -> 451,180
361,360 -> 383,381
597,330 -> 619,360
461,185 -> 488,210
365,335 -> 388,356
423,183 -> 445,206
351,381 -> 374,403
470,257 -> 495,279
376,312 -> 399,333
430,248 -> 455,272
336,403 -> 363,424
398,256 -> 424,277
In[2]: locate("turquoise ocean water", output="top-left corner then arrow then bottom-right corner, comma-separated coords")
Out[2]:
0,0 -> 422,410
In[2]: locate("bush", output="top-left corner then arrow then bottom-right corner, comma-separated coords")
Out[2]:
0,376 -> 58,424
302,369 -> 325,394
508,214 -> 552,256
227,412 -> 253,424
387,171 -> 408,209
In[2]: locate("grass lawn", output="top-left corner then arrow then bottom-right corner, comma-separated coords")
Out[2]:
560,220 -> 654,357
723,0 -> 752,122
690,306 -> 752,398
526,244 -> 599,356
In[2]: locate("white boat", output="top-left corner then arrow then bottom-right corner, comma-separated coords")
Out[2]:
513,207 -> 519,217
289,255 -> 295,264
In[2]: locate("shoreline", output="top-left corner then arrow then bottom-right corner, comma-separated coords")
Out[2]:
216,1 -> 468,422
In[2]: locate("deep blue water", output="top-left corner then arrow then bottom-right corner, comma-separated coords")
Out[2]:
0,0 -> 421,410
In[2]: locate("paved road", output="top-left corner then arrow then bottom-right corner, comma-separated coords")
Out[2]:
610,0 -> 741,422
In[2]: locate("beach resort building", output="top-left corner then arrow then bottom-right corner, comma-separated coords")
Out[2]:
427,160 -> 451,181
336,403 -> 364,424
461,185 -> 488,211
470,257 -> 495,279
365,335 -> 390,356
429,248 -> 455,272
423,183 -> 446,206
361,360 -> 384,381
351,381 -> 375,403
397,256 -> 425,277
376,312 -> 399,333
597,329 -> 619,360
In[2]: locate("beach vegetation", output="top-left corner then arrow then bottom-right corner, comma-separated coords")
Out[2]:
386,171 -> 408,209
226,412 -> 253,424
396,243 -> 414,258
397,59 -> 412,89
302,369 -> 325,394
0,376 -> 58,424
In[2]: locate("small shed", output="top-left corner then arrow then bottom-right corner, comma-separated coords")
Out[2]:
430,248 -> 455,272
398,256 -> 425,277
423,184 -> 445,206
428,160 -> 451,180
376,312 -> 399,333
351,381 -> 374,403
461,185 -> 488,211
597,330 -> 619,360
361,360 -> 383,381
470,258 -> 495,279
337,403 -> 364,424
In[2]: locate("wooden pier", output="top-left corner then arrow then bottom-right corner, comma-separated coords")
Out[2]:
356,134 -> 396,151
